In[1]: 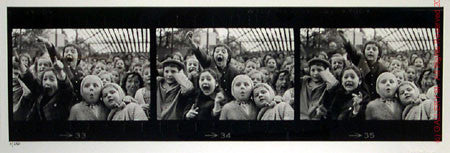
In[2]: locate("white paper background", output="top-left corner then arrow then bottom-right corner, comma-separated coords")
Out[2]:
0,0 -> 449,153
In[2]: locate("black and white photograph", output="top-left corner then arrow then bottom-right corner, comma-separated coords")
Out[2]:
156,28 -> 295,120
11,28 -> 151,121
299,28 -> 438,120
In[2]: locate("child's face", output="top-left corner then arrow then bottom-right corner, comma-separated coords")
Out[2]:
377,73 -> 398,98
213,46 -> 229,68
414,58 -> 424,68
421,72 -> 436,90
331,57 -> 344,74
81,78 -> 102,104
364,44 -> 379,62
406,67 -> 416,81
244,61 -> 257,74
93,63 -> 106,75
275,73 -> 288,91
394,72 -> 405,84
260,68 -> 269,82
111,71 -> 120,83
173,55 -> 182,62
42,71 -> 58,96
133,65 -> 142,74
310,65 -> 325,82
12,68 -> 20,85
232,78 -> 252,101
102,86 -> 121,109
250,73 -> 263,85
37,58 -> 52,74
20,56 -> 29,67
142,68 -> 151,85
125,75 -> 140,96
199,72 -> 217,96
163,66 -> 179,84
398,84 -> 418,105
267,59 -> 277,71
253,86 -> 272,108
99,74 -> 112,85
186,59 -> 199,74
115,60 -> 125,70
63,46 -> 78,63
341,69 -> 360,92
389,60 -> 402,71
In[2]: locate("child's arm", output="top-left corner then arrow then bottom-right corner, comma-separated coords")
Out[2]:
132,104 -> 148,121
173,70 -> 194,95
186,31 -> 212,67
339,31 -> 361,65
219,103 -> 229,120
212,91 -> 226,117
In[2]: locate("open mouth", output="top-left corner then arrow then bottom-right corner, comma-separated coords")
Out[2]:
344,81 -> 354,87
386,88 -> 392,93
217,56 -> 223,62
188,67 -> 196,72
201,84 -> 211,91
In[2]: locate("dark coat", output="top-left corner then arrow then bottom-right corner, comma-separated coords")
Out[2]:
21,70 -> 74,121
325,86 -> 370,120
182,92 -> 218,120
191,47 -> 241,99
344,42 -> 388,101
47,44 -> 84,102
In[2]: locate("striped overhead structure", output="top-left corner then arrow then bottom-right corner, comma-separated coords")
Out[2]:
300,28 -> 437,52
228,28 -> 294,52
158,28 -> 294,52
370,28 -> 437,52
77,28 -> 151,53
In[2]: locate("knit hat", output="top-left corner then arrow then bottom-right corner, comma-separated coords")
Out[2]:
254,83 -> 275,102
375,72 -> 397,97
397,81 -> 420,105
80,75 -> 103,103
231,75 -> 254,100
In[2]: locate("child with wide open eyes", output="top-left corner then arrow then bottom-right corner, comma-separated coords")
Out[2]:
220,75 -> 257,120
184,69 -> 227,120
101,83 -> 147,121
397,81 -> 436,120
253,83 -> 294,120
327,66 -> 370,120
365,72 -> 403,120
20,59 -> 74,121
69,75 -> 109,120
135,64 -> 151,119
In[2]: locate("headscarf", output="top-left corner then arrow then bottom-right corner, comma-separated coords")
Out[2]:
102,83 -> 125,109
375,72 -> 397,97
397,81 -> 421,106
231,75 -> 254,100
80,75 -> 103,96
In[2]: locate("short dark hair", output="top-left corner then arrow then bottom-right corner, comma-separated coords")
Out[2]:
121,72 -> 144,96
362,41 -> 383,60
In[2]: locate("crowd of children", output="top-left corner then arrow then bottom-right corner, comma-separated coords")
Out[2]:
300,31 -> 438,120
156,31 -> 295,120
12,38 -> 150,121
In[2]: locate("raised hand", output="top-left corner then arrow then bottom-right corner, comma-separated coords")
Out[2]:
320,68 -> 338,86
338,30 -> 349,44
36,36 -> 54,49
186,105 -> 199,119
185,31 -> 198,49
352,92 -> 363,113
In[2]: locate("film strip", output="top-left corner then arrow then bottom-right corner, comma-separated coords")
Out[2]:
7,7 -> 443,141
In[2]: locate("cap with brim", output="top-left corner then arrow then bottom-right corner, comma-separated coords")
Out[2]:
162,59 -> 185,70
308,58 -> 330,68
